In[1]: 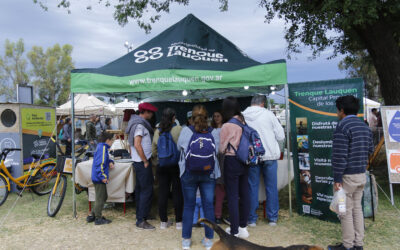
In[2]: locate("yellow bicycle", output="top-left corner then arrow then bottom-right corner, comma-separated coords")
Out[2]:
0,148 -> 57,206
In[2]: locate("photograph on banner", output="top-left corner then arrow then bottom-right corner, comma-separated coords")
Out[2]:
297,135 -> 309,153
299,153 -> 310,170
296,117 -> 308,135
385,110 -> 400,142
300,170 -> 312,204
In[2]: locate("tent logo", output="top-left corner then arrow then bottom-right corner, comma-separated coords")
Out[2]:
133,43 -> 228,64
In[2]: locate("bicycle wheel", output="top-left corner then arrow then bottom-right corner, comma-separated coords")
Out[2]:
31,164 -> 57,196
0,175 -> 9,206
47,175 -> 67,217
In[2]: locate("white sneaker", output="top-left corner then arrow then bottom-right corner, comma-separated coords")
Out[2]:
225,227 -> 239,237
248,222 -> 256,227
237,227 -> 249,239
176,222 -> 183,230
160,221 -> 173,229
268,222 -> 277,226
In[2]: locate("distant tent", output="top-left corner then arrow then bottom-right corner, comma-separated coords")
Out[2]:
57,94 -> 113,116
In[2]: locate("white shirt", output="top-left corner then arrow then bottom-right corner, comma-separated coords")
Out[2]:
130,124 -> 152,162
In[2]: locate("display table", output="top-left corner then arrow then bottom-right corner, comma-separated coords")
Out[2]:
75,159 -> 135,203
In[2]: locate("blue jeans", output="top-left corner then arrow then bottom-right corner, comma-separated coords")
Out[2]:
181,171 -> 215,239
248,160 -> 279,223
193,197 -> 204,224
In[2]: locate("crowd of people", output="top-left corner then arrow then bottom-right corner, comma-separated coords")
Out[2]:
87,95 -> 285,250
67,94 -> 373,250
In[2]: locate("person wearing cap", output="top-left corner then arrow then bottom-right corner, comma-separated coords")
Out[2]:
125,102 -> 158,230
185,111 -> 193,127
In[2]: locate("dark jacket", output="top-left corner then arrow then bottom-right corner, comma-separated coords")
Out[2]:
86,121 -> 97,141
62,123 -> 72,141
91,143 -> 114,184
332,115 -> 374,183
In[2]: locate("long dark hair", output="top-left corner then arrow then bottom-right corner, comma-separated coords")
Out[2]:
159,108 -> 176,133
222,96 -> 244,123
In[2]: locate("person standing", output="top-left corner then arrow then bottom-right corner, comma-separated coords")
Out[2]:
95,116 -> 105,137
105,117 -> 113,130
368,108 -> 378,128
211,110 -> 225,224
62,118 -> 73,156
219,97 -> 250,238
152,108 -> 184,230
86,115 -> 98,152
126,102 -> 158,230
87,132 -> 115,225
328,96 -> 374,250
243,95 -> 285,226
177,105 -> 220,250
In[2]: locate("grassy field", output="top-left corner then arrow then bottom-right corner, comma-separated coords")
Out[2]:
0,160 -> 399,249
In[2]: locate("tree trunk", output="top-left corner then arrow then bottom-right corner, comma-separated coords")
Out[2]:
356,19 -> 400,105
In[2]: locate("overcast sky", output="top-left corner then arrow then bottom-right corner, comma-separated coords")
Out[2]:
0,0 -> 347,102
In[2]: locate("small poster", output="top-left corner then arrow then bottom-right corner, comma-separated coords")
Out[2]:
381,106 -> 400,184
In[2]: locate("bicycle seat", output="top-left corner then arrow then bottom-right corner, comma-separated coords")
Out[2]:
31,154 -> 45,161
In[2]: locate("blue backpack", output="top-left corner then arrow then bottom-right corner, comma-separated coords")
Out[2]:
228,118 -> 265,166
58,129 -> 64,140
157,129 -> 180,167
185,126 -> 216,173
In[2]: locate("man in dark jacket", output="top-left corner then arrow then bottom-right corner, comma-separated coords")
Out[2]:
62,118 -> 72,156
126,102 -> 158,230
328,96 -> 374,250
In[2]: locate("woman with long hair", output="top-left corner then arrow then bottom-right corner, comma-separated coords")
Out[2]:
177,105 -> 221,250
219,97 -> 250,238
152,108 -> 183,230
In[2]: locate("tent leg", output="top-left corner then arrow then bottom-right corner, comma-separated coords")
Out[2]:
71,93 -> 77,218
284,84 -> 292,217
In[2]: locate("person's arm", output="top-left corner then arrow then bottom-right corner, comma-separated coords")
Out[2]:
134,136 -> 149,167
272,113 -> 285,142
97,145 -> 108,183
332,126 -> 349,190
151,130 -> 160,166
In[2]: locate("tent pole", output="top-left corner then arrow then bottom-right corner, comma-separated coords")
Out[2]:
71,93 -> 77,218
284,84 -> 292,217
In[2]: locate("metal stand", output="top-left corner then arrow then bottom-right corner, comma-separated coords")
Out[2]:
284,84 -> 292,216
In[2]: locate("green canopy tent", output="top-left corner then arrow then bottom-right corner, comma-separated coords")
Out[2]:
70,14 -> 291,216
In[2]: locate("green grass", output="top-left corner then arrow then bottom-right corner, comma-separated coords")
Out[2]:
1,162 -> 400,249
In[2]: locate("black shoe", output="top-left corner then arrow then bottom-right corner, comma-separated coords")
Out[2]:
86,215 -> 95,223
95,217 -> 112,225
354,246 -> 363,250
215,218 -> 222,224
328,243 -> 352,250
136,221 -> 156,230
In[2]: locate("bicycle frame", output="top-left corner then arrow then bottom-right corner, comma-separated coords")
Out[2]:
0,158 -> 56,189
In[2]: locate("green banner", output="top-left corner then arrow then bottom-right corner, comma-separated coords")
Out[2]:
289,78 -> 364,221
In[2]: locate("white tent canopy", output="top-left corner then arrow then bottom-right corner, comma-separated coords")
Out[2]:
114,100 -> 138,112
57,94 -> 115,116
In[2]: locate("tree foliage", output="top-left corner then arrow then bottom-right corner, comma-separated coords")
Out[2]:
0,39 -> 30,102
28,44 -> 74,106
34,0 -> 400,104
338,51 -> 380,102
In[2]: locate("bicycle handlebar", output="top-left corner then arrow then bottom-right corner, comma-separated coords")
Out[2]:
0,148 -> 21,161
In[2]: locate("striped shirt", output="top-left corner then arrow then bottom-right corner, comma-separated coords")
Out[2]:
332,115 -> 374,183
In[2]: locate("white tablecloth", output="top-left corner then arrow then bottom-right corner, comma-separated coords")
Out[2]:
75,159 -> 135,203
